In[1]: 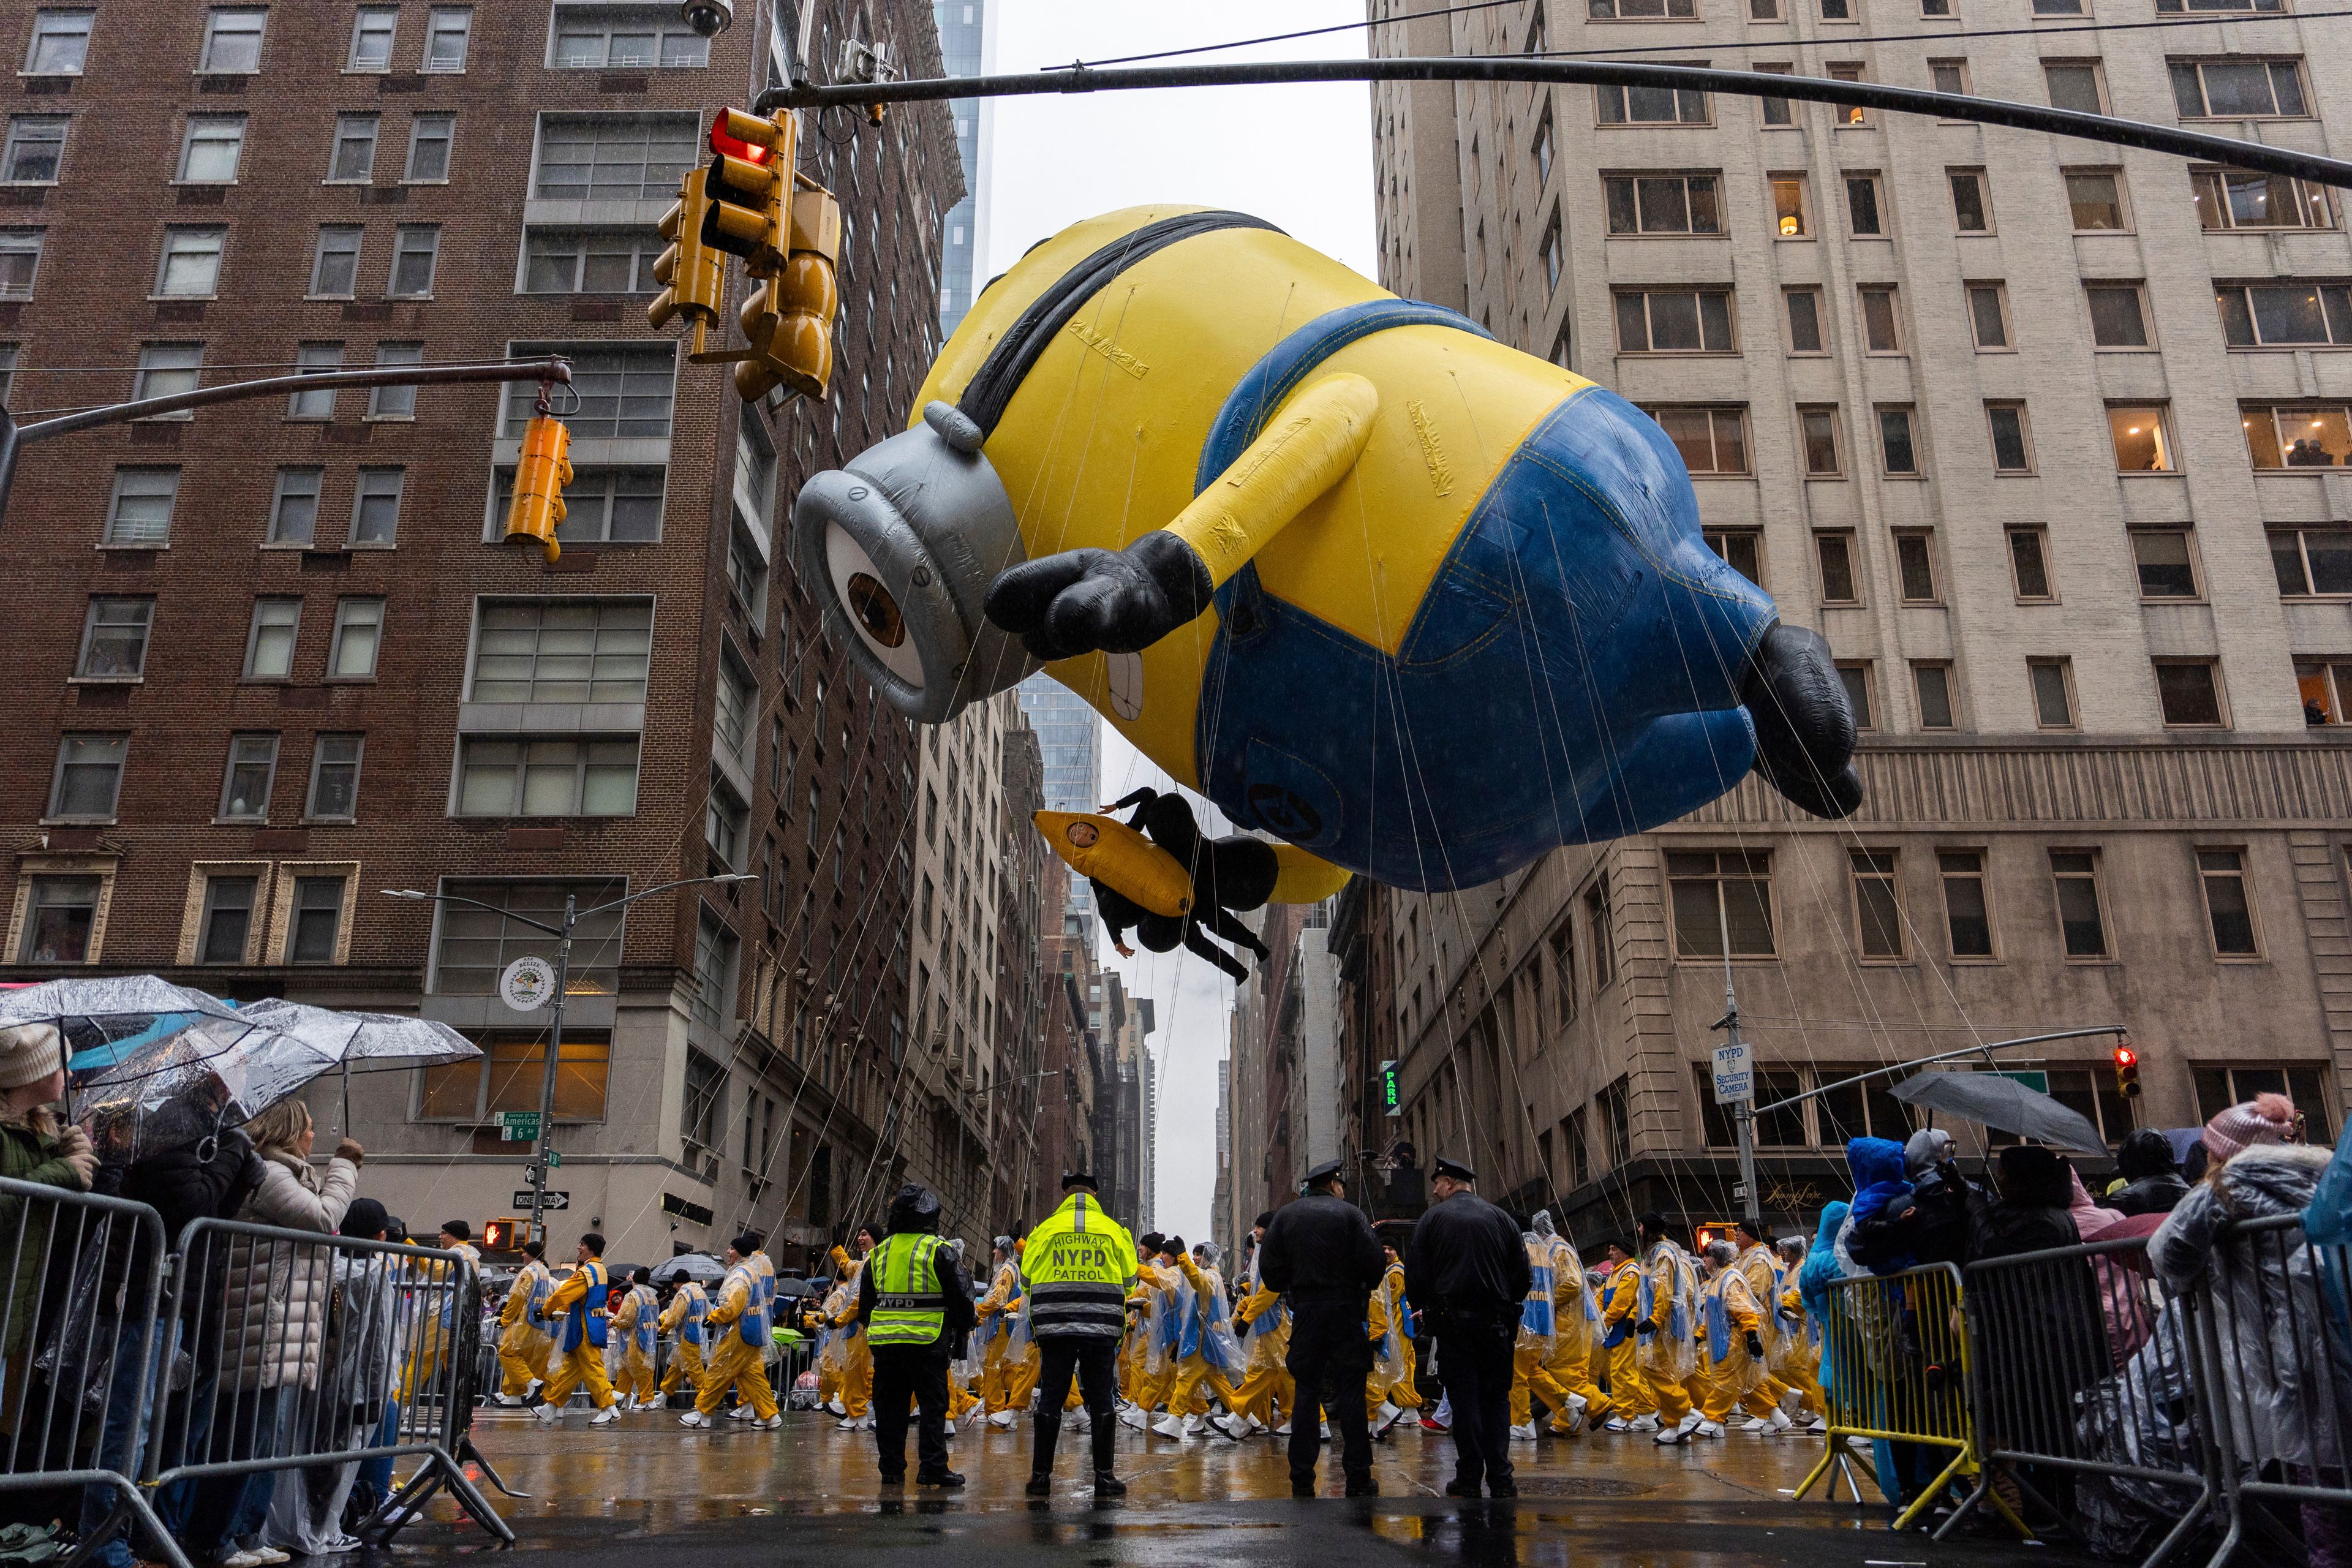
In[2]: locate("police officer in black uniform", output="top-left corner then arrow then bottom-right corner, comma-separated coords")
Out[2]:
1405,1155 -> 1529,1498
1258,1158 -> 1386,1498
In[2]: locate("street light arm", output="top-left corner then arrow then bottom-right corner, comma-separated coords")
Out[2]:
18,358 -> 572,443
575,873 -> 756,923
379,888 -> 565,939
1748,1025 -> 2128,1118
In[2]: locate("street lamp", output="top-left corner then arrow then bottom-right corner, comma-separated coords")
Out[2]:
385,873 -> 758,1240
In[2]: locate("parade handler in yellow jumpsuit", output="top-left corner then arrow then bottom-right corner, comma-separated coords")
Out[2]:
829,1225 -> 878,1428
495,1238 -> 554,1403
1772,1234 -> 1825,1427
1634,1216 -> 1704,1444
1730,1221 -> 1801,1432
680,1232 -> 783,1429
533,1232 -> 620,1425
1692,1238 -> 1781,1437
1529,1214 -> 1610,1436
657,1278 -> 710,1405
1366,1241 -> 1419,1434
1597,1240 -> 1656,1431
974,1236 -> 1025,1425
611,1267 -> 661,1408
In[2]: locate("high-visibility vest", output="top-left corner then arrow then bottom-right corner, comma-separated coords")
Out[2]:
867,1232 -> 948,1348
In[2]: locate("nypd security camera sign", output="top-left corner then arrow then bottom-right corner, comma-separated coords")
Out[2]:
1712,1041 -> 1753,1105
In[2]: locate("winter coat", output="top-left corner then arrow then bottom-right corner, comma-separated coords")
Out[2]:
0,1110 -> 91,1357
219,1150 -> 357,1391
2150,1143 -> 2345,1471
1966,1178 -> 2107,1452
92,1128 -> 266,1322
2111,1174 -> 2189,1218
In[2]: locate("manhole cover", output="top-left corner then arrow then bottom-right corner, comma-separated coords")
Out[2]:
1505,1477 -> 1654,1499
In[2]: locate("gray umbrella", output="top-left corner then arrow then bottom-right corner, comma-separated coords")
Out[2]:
650,1253 -> 727,1285
1889,1070 -> 2108,1155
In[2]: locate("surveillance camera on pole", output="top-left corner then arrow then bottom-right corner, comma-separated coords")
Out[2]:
680,0 -> 732,37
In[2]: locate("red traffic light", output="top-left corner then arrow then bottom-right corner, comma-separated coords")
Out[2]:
710,116 -> 773,165
2113,1044 -> 2138,1069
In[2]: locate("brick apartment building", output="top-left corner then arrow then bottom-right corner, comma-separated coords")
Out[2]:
0,0 -> 966,1269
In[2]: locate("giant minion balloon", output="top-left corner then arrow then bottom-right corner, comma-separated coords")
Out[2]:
793,207 -> 1861,892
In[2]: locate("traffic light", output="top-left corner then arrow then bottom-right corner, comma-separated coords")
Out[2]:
481,1217 -> 524,1252
648,165 -> 728,350
733,186 -> 843,402
701,109 -> 791,271
2113,1039 -> 2142,1099
503,413 -> 572,564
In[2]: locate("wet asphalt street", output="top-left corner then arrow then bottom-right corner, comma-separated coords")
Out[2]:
365,1405 -> 2094,1567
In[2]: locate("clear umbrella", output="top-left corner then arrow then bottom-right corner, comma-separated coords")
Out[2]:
650,1253 -> 727,1286
228,997 -> 476,1130
1888,1069 -> 2108,1155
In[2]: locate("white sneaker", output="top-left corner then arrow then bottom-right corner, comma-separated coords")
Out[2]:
990,1410 -> 1016,1430
727,1404 -> 755,1421
1246,1414 -> 1268,1434
1071,1411 -> 1091,1433
525,1379 -> 543,1398
493,1392 -> 521,1407
1740,1415 -> 1771,1433
753,1415 -> 784,1430
824,1399 -> 846,1418
1653,1425 -> 1689,1446
1118,1407 -> 1147,1431
1768,1408 -> 1794,1434
837,1417 -> 860,1431
590,1406 -> 620,1425
1555,1406 -> 1586,1438
1628,1414 -> 1660,1433
1152,1414 -> 1184,1439
1370,1401 -> 1401,1438
251,1551 -> 291,1566
856,1416 -> 873,1430
1181,1414 -> 1204,1438
679,1411 -> 709,1428
1810,1416 -> 1829,1434
215,1551 -> 265,1568
532,1403 -> 559,1424
1509,1422 -> 1537,1442
1319,1422 -> 1330,1439
1602,1416 -> 1631,1433
1210,1413 -> 1247,1442
1694,1419 -> 1725,1439
1273,1420 -> 1292,1436
1780,1385 -> 1806,1418
1674,1409 -> 1705,1436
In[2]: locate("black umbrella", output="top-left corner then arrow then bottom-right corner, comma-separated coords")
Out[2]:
1888,1070 -> 2106,1155
650,1253 -> 726,1285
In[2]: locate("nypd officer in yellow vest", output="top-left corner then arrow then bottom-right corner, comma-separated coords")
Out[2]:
858,1183 -> 976,1487
1022,1170 -> 1139,1499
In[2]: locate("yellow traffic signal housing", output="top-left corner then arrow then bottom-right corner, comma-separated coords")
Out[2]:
733,186 -> 843,402
503,414 -> 572,564
649,165 -> 727,347
701,108 -> 793,273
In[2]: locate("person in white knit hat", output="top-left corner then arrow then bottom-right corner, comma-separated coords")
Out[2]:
0,1022 -> 96,1431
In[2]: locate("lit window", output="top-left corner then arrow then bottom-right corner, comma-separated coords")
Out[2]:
2108,405 -> 2175,472
2296,660 -> 2352,724
1771,174 -> 1809,236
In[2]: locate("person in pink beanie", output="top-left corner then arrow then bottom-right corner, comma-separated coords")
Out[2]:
2202,1092 -> 2298,1164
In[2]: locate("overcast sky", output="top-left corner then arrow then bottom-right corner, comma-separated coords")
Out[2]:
979,2 -> 1378,1242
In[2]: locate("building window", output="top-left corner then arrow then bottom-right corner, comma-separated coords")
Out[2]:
1858,285 -> 1902,352
457,737 -> 640,816
48,734 -> 125,821
16,875 -> 100,963
1770,173 -> 1810,237
388,226 -> 439,297
2066,169 -> 2128,231
1849,850 -> 1906,959
1613,287 -> 1735,353
405,113 -> 455,181
2030,658 -> 2076,728
1589,0 -> 1697,13
2196,848 -> 2260,956
2,114 -> 66,184
502,343 -> 674,438
467,598 -> 653,702
1533,104 -> 1553,185
1643,405 -> 1749,474
551,5 -> 715,69
244,597 -> 300,678
714,646 -> 756,762
691,912 -> 737,1030
154,227 -> 225,297
1587,879 -> 1616,990
25,10 -> 94,75
1844,173 -> 1885,236
104,467 -> 178,546
1757,64 -> 1793,125
177,115 -> 245,183
427,878 -> 624,997
1827,62 -> 1868,124
2009,528 -> 2054,601
1838,661 -> 1876,729
134,343 -> 202,416
1539,214 -> 1562,291
423,7 -> 470,71
328,597 -> 383,678
2158,0 -> 2284,10
2244,404 -> 2352,468
2194,167 -> 2332,230
1667,850 -> 1774,959
75,597 -> 152,680
1596,81 -> 1709,126
1784,286 -> 1824,352
369,342 -> 423,419
197,873 -> 260,965
1799,405 -> 1842,476
1987,402 -> 2034,472
1878,406 -> 1920,475
1548,919 -> 1578,1026
2044,59 -> 2108,114
1938,850 -> 1995,958
1913,662 -> 1956,729
1603,173 -> 1721,236
492,467 -> 665,545
2087,282 -> 2152,348
532,113 -> 699,200
0,230 -> 42,299
2218,281 -> 2352,349
2170,57 -> 2308,119
200,8 -> 266,72
1894,531 -> 1938,602
2108,404 -> 2176,472
1599,1076 -> 1631,1167
328,115 -> 379,183
2155,659 -> 2228,727
287,342 -> 342,419
310,225 -> 363,298
2193,1064 -> 2332,1142
2131,529 -> 2200,600
305,734 -> 364,820
1966,282 -> 2011,349
285,874 -> 347,963
521,229 -> 661,293
1947,168 -> 1991,234
262,469 -> 321,546
349,467 -> 403,545
1815,530 -> 1858,603
219,733 -> 277,820
1703,529 -> 1763,586
419,1031 -> 613,1120
2049,850 -> 2109,959
348,7 -> 398,71
2273,527 -> 2352,597
705,776 -> 747,867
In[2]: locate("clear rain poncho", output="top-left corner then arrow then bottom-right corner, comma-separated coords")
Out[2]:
1637,1240 -> 1700,1384
1373,1261 -> 1415,1387
1183,1246 -> 1247,1379
1517,1230 -> 1556,1354
1547,1223 -> 1599,1363
1702,1265 -> 1769,1398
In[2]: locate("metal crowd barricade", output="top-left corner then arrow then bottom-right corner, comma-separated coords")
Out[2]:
148,1218 -> 513,1552
0,1175 -> 181,1568
2192,1213 -> 2352,1568
1790,1260 -> 2023,1536
1953,1234 -> 2217,1564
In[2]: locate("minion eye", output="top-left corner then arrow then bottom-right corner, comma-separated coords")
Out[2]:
846,573 -> 907,647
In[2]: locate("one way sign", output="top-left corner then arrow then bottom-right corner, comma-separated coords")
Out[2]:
514,1190 -> 570,1210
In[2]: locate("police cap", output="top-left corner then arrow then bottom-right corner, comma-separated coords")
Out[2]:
1302,1159 -> 1344,1191
1061,1170 -> 1100,1191
1432,1155 -> 1478,1183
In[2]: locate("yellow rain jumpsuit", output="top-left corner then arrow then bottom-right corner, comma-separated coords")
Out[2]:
1365,1259 -> 1419,1412
1532,1234 -> 1610,1432
401,1240 -> 480,1401
497,1256 -> 554,1398
1697,1265 -> 1778,1425
611,1280 -> 660,1405
658,1281 -> 710,1401
1509,1234 -> 1577,1431
1230,1272 -> 1295,1425
540,1257 -> 619,1412
827,1258 -> 873,1420
1775,1275 -> 1825,1417
1599,1261 -> 1654,1419
1129,1259 -> 1183,1415
1637,1242 -> 1700,1426
1160,1253 -> 1244,1419
974,1256 -> 1023,1414
695,1251 -> 780,1420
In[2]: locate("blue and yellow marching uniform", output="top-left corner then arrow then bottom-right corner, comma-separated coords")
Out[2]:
539,1255 -> 618,1414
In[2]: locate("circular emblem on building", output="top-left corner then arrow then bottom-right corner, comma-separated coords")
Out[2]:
499,956 -> 558,1013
